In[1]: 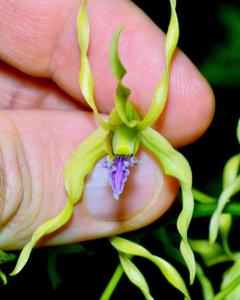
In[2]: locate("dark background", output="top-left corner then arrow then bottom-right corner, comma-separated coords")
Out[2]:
1,0 -> 240,299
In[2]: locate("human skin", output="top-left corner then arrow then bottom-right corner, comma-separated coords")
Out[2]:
0,0 -> 215,250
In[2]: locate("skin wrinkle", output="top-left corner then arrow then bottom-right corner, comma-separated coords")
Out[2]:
48,2 -> 78,80
0,115 -> 26,229
0,62 -> 82,110
6,119 -> 46,245
0,151 -> 5,221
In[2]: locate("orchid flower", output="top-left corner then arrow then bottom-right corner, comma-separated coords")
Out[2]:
11,0 -> 195,291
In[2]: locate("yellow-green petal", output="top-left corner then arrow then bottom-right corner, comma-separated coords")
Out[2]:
109,28 -> 138,127
141,128 -> 195,284
64,127 -> 108,203
11,200 -> 74,276
11,128 -> 107,275
110,236 -> 191,299
137,0 -> 179,130
77,1 -> 110,130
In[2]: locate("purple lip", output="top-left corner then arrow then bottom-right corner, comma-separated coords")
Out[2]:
103,155 -> 138,200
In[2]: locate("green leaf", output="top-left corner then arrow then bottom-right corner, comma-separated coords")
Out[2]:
110,236 -> 191,299
119,253 -> 154,300
237,118 -> 240,144
223,154 -> 240,189
0,250 -> 16,264
221,259 -> 240,300
48,253 -> 62,289
192,189 -> 217,204
190,239 -> 231,267
11,128 -> 107,275
209,175 -> 240,244
137,0 -> 179,130
109,28 -> 138,127
220,154 -> 240,255
77,1 -> 110,130
196,263 -> 215,300
141,128 -> 195,284
0,269 -> 7,285
213,275 -> 240,300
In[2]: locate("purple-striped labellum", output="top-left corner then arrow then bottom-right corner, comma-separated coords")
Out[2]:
103,155 -> 138,200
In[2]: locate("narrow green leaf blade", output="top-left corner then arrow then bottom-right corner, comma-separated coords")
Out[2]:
190,239 -> 229,267
209,176 -> 240,244
141,128 -> 195,284
110,236 -> 191,299
0,269 -> 7,285
138,0 -> 179,130
221,259 -> 240,300
213,275 -> 240,300
48,253 -> 62,289
223,154 -> 240,189
196,263 -> 215,300
119,253 -> 154,300
192,189 -> 217,204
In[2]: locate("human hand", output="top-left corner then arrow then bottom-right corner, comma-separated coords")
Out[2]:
0,0 -> 214,250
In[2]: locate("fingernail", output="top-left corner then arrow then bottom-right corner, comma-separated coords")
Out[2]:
83,151 -> 163,221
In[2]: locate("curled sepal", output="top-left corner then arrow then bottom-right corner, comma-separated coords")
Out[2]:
64,127 -> 108,203
119,253 -> 154,300
11,200 -> 74,276
110,236 -> 191,300
109,27 -> 138,127
11,128 -> 107,276
77,1 -> 109,130
209,175 -> 240,245
137,0 -> 179,130
141,128 -> 195,284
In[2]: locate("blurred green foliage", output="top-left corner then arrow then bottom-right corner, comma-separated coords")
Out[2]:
200,5 -> 240,86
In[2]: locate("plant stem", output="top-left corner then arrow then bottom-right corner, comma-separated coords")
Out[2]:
100,264 -> 124,300
193,202 -> 240,218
